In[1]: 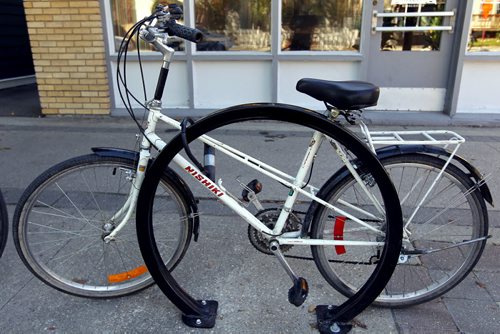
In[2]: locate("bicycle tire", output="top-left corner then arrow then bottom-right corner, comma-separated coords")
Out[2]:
311,153 -> 488,307
136,104 -> 402,322
0,189 -> 8,258
13,154 -> 193,298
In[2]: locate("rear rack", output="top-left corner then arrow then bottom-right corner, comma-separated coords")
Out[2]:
358,121 -> 466,231
359,122 -> 465,153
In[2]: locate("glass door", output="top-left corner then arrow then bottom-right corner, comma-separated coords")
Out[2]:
367,0 -> 458,111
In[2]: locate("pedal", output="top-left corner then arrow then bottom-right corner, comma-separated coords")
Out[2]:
241,179 -> 262,202
288,277 -> 309,307
241,179 -> 264,210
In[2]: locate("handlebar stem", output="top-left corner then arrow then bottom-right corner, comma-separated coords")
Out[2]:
155,39 -> 174,69
140,28 -> 175,68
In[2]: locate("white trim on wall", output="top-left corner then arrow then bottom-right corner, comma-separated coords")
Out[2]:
0,75 -> 36,90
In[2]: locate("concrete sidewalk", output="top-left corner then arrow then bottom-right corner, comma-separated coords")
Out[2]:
0,116 -> 499,333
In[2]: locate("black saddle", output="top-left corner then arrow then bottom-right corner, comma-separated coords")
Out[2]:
296,78 -> 379,110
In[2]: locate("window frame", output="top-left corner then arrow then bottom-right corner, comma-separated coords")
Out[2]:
103,0 -> 365,60
464,0 -> 500,58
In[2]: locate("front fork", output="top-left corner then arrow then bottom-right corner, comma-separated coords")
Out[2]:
103,149 -> 151,242
103,146 -> 153,243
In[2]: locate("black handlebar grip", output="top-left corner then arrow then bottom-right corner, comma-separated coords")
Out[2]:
166,23 -> 203,43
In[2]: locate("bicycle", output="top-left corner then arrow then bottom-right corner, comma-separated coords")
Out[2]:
0,188 -> 8,258
12,4 -> 403,331
11,4 -> 491,331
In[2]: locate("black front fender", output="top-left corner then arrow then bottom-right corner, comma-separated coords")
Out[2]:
92,147 -> 140,161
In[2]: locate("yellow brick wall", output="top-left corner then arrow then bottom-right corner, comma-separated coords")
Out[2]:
24,1 -> 110,115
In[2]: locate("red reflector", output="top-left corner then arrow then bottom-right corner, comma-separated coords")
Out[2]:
333,216 -> 346,255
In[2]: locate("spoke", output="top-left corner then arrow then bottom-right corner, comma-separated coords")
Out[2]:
29,234 -> 100,246
54,182 -> 104,232
412,217 -> 464,241
33,201 -> 104,227
110,240 -> 145,265
413,196 -> 469,234
80,169 -> 106,221
400,175 -> 424,206
111,241 -> 130,274
397,166 -> 404,197
27,221 -> 100,236
51,238 -> 103,266
412,168 -> 432,212
421,180 -> 455,206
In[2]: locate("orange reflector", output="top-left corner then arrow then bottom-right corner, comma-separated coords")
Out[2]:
333,216 -> 346,255
108,265 -> 148,283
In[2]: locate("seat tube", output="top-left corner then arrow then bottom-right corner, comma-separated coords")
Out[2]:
273,130 -> 324,234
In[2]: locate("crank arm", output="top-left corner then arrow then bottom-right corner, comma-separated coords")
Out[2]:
269,240 -> 309,307
269,240 -> 298,281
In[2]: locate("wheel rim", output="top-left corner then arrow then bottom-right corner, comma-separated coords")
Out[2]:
378,160 -> 484,304
313,155 -> 486,306
17,158 -> 189,296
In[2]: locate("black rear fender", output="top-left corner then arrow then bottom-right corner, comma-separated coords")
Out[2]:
376,145 -> 493,206
301,145 -> 493,236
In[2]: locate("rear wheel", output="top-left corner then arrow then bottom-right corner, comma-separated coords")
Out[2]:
312,153 -> 488,307
13,154 -> 192,298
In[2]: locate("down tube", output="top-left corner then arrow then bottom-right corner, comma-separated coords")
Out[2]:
172,153 -> 275,236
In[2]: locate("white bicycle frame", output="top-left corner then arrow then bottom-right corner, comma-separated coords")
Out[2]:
107,25 -> 474,250
107,25 -> 457,250
104,104 -> 385,248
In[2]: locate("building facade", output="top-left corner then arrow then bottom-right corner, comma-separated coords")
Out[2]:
24,0 -> 500,120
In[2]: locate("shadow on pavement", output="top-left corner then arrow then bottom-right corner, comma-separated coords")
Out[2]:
0,84 -> 41,117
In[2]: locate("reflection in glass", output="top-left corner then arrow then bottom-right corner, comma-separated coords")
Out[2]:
468,0 -> 500,52
110,0 -> 185,52
381,0 -> 445,52
281,0 -> 362,52
195,0 -> 271,52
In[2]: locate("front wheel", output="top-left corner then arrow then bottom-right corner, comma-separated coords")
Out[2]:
311,153 -> 488,307
13,154 -> 193,298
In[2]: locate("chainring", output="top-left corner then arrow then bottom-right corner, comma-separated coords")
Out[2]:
247,208 -> 302,254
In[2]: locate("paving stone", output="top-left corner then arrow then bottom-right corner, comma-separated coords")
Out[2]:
444,298 -> 500,333
442,272 -> 494,301
474,244 -> 500,273
396,324 -> 459,334
1,117 -> 500,333
489,210 -> 500,228
392,299 -> 458,332
474,271 -> 500,302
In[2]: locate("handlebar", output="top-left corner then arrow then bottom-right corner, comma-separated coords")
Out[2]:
164,22 -> 203,43
153,4 -> 203,44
